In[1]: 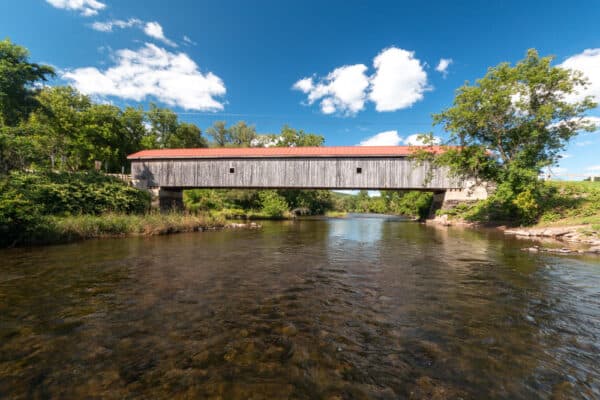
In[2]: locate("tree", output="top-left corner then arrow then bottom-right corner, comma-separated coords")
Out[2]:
146,103 -> 178,148
166,122 -> 208,148
29,86 -> 92,170
433,49 -> 597,188
207,121 -> 231,147
0,39 -> 55,126
229,121 -> 257,147
273,125 -> 324,147
428,49 -> 597,223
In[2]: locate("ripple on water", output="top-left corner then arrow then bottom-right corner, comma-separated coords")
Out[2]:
0,219 -> 599,399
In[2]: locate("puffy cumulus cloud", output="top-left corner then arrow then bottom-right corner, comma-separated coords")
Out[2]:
404,134 -> 441,146
435,58 -> 452,78
293,64 -> 369,115
369,48 -> 429,112
143,22 -> 177,47
294,47 -> 429,115
91,18 -> 142,32
358,130 -> 402,146
46,0 -> 106,16
559,49 -> 600,102
63,43 -> 226,111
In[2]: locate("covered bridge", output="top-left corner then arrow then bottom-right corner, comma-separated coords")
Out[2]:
127,146 -> 485,209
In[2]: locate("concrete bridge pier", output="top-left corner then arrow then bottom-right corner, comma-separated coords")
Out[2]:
428,191 -> 447,219
148,187 -> 184,211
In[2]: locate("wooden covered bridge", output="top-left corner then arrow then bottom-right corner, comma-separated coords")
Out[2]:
127,146 -> 486,209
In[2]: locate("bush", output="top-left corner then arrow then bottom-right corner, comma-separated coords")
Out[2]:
2,171 -> 150,215
0,192 -> 49,246
512,189 -> 539,225
259,190 -> 289,218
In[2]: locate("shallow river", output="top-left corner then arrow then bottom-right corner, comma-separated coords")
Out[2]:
1,215 -> 600,399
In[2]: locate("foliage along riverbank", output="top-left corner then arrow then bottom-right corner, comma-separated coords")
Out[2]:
431,180 -> 600,253
0,169 -> 432,247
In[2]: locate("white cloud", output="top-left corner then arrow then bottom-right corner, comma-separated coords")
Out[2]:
405,134 -> 441,146
585,165 -> 600,171
358,130 -> 402,146
144,22 -> 177,47
559,49 -> 600,102
582,116 -> 600,131
294,47 -> 429,115
63,43 -> 226,111
292,64 -> 369,115
575,140 -> 594,146
183,36 -> 197,46
91,18 -> 179,47
293,77 -> 314,93
46,0 -> 106,16
435,58 -> 453,77
91,18 -> 142,32
369,48 -> 429,112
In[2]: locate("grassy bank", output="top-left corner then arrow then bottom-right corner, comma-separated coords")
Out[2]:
210,207 -> 294,220
534,181 -> 600,227
438,181 -> 600,229
13,212 -> 226,246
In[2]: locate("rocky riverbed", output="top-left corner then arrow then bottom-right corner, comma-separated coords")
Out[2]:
504,225 -> 600,255
428,215 -> 600,255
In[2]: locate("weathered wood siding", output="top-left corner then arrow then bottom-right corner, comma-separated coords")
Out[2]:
131,157 -> 460,190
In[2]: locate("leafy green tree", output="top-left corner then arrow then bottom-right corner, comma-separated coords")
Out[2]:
229,121 -> 257,147
146,103 -> 179,148
433,49 -> 596,187
121,106 -> 149,157
166,122 -> 208,148
0,126 -> 48,173
423,49 -> 597,223
29,86 -> 92,170
0,39 -> 55,126
207,121 -> 231,147
272,125 -> 324,147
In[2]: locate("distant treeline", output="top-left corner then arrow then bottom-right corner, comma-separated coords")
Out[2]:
184,189 -> 433,220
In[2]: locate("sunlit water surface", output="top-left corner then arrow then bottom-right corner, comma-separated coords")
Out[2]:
1,216 -> 599,399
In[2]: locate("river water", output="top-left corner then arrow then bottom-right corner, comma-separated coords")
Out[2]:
1,215 -> 599,399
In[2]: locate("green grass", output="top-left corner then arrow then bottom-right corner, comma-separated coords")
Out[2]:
535,181 -> 600,227
437,180 -> 600,228
210,207 -> 293,220
47,212 -> 226,242
324,211 -> 348,218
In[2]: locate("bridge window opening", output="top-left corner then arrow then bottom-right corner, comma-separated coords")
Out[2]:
356,167 -> 362,174
229,167 -> 235,173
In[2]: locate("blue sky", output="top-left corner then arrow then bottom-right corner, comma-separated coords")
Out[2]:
2,0 -> 600,177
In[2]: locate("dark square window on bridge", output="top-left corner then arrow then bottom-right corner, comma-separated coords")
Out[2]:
229,167 -> 235,173
356,167 -> 362,174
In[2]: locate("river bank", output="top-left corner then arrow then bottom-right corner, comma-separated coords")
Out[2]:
427,215 -> 600,255
5,213 -> 262,247
427,181 -> 600,255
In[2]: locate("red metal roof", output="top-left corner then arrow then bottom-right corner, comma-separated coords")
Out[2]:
127,146 -> 446,160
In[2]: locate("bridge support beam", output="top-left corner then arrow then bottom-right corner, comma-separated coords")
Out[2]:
149,188 -> 184,211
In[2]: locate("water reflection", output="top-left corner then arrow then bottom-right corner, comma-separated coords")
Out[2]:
0,218 -> 599,399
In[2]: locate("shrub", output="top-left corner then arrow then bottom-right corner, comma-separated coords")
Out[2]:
0,191 -> 49,246
2,171 -> 150,215
259,190 -> 289,218
512,189 -> 539,225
